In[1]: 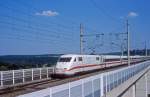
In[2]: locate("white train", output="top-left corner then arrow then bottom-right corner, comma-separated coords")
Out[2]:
53,54 -> 147,76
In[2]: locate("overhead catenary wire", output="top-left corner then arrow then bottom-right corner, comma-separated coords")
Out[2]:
10,0 -> 101,35
0,19 -> 76,50
1,1 -> 79,30
89,0 -> 122,24
0,33 -> 74,49
0,19 -> 75,40
0,37 -> 74,54
0,3 -> 78,37
0,0 -> 129,54
0,0 -> 105,54
0,1 -> 81,54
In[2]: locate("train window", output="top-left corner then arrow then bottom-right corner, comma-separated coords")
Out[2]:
59,57 -> 72,62
105,59 -> 120,62
96,57 -> 99,61
74,58 -> 76,62
78,57 -> 82,61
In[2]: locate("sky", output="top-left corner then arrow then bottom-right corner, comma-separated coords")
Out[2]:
0,0 -> 150,55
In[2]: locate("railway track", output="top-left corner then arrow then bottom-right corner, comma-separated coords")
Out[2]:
0,78 -> 61,97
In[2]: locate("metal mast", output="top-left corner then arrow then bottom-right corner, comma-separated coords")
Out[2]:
126,19 -> 130,66
80,23 -> 84,54
145,41 -> 147,56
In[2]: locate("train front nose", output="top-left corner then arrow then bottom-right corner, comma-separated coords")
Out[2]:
53,56 -> 72,77
55,62 -> 69,74
52,65 -> 70,78
55,67 -> 67,74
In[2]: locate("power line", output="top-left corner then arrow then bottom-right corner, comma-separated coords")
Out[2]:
0,19 -> 75,40
0,0 -> 128,54
4,1 -> 79,29
89,0 -> 122,24
11,0 -> 100,35
0,36 -> 74,53
0,3 -> 79,36
0,31 -> 74,48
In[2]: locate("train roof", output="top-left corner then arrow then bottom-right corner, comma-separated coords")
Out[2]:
105,55 -> 122,59
60,54 -> 101,58
60,54 -> 123,58
60,54 -> 147,59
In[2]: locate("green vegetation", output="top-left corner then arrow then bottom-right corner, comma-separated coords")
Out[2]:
0,54 -> 61,71
0,62 -> 21,71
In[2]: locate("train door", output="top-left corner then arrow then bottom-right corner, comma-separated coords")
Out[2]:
78,56 -> 83,72
103,56 -> 106,68
101,55 -> 105,68
120,56 -> 123,65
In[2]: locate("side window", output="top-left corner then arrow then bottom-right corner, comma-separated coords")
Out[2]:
78,57 -> 82,61
74,58 -> 76,62
96,57 -> 99,61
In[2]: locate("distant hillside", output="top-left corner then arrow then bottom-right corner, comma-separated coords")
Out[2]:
103,49 -> 150,56
0,54 -> 62,70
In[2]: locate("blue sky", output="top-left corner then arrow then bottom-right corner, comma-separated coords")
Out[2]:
0,0 -> 149,55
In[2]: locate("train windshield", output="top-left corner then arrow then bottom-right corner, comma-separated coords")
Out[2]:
58,57 -> 72,62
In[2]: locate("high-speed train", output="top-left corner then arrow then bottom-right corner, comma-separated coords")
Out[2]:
53,54 -> 148,76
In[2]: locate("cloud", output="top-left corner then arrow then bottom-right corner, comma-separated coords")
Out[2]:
35,10 -> 59,17
128,12 -> 138,17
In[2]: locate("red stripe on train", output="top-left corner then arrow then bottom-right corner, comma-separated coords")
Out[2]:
66,61 -> 122,71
